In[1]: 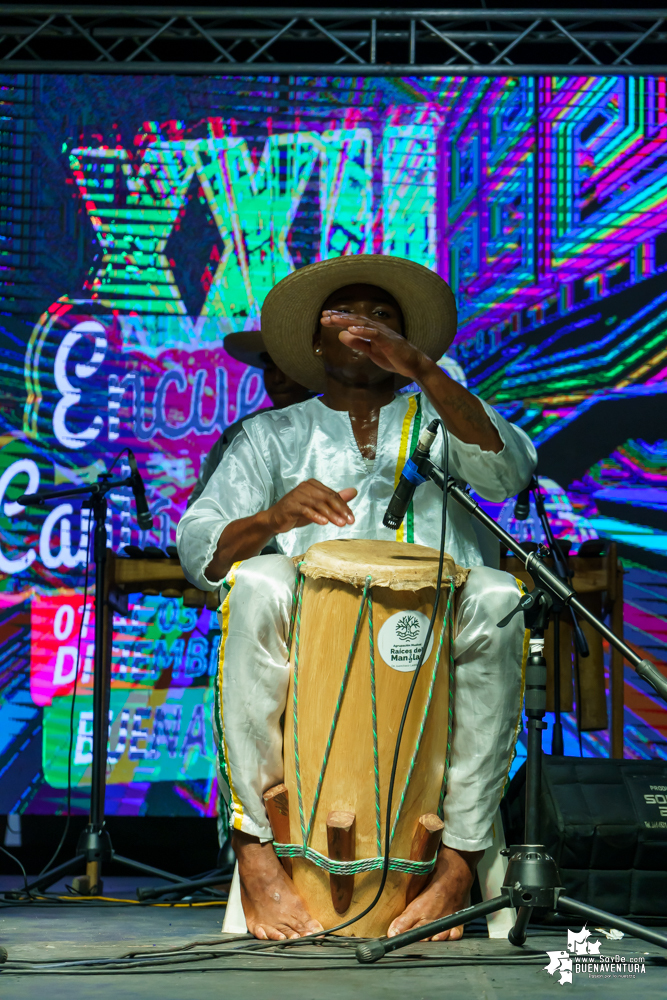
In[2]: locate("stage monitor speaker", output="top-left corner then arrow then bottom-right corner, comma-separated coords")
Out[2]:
502,757 -> 667,925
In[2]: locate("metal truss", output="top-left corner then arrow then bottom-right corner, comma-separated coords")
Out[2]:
0,6 -> 666,76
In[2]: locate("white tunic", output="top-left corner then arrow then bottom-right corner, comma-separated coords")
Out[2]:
177,392 -> 537,590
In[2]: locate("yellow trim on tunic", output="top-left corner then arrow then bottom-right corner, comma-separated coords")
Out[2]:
218,561 -> 245,829
393,396 -> 417,544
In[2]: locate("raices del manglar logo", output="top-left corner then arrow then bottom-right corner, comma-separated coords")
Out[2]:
544,926 -> 646,985
395,614 -> 421,641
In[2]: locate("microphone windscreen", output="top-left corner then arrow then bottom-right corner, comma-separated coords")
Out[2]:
513,487 -> 531,520
137,510 -> 154,530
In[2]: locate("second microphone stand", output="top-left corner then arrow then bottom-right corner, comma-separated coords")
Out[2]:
515,475 -> 591,754
356,468 -> 667,964
17,470 -> 199,897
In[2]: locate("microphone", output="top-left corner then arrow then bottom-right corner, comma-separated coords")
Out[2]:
513,478 -> 535,520
513,487 -> 531,520
383,419 -> 439,530
127,450 -> 154,530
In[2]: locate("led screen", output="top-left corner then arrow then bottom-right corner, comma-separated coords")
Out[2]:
1,74 -> 665,816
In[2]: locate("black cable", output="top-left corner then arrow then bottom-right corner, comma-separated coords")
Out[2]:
2,932 -> 659,976
0,934 -> 570,975
0,844 -> 32,899
1,945 -> 549,973
574,648 -> 584,758
36,513 -> 93,879
0,958 -> 562,976
2,954 -> 549,973
0,920 -> 593,966
268,421 -> 450,944
0,896 -> 226,908
105,446 -> 130,477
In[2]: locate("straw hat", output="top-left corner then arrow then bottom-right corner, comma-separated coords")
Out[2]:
261,254 -> 457,392
223,330 -> 268,368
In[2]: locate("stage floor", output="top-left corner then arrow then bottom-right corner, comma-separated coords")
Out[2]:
0,878 -> 665,998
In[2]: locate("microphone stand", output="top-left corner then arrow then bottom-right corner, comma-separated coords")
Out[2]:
356,468 -> 667,964
515,476 -> 590,755
534,478 -> 589,756
15,473 -> 201,897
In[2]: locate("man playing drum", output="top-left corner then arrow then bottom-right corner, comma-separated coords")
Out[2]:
177,254 -> 537,942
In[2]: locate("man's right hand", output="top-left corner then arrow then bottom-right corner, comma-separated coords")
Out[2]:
267,480 -> 357,534
206,481 -> 357,582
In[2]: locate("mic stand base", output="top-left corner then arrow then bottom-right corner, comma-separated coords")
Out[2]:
73,823 -> 112,894
356,843 -> 565,964
136,869 -> 234,901
356,880 -> 667,964
17,833 -> 203,898
358,473 -> 667,964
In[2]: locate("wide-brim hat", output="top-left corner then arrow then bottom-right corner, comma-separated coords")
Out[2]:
223,330 -> 267,368
261,254 -> 457,392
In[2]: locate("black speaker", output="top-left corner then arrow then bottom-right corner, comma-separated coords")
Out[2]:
502,756 -> 667,924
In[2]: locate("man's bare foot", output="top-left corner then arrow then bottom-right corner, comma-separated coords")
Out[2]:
233,830 -> 324,941
387,845 -> 483,942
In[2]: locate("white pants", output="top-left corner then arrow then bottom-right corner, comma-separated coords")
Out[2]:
213,555 -> 526,853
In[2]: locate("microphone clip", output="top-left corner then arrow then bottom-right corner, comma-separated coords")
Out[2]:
401,458 -> 430,487
382,418 -> 441,531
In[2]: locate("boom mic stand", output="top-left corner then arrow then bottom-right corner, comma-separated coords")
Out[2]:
16,468 -> 194,897
514,475 -> 590,755
356,469 -> 667,964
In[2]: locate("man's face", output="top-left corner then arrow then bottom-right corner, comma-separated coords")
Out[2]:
262,358 -> 311,408
313,283 -> 404,387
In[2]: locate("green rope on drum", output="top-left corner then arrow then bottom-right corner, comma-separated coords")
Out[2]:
292,572 -> 307,844
438,601 -> 457,819
293,574 -> 372,849
286,560 -> 304,655
273,842 -> 436,877
389,580 -> 456,845
367,591 -> 382,857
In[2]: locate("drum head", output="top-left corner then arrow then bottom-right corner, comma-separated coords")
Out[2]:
298,539 -> 467,591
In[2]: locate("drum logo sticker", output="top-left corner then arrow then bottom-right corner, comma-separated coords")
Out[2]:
378,611 -> 434,671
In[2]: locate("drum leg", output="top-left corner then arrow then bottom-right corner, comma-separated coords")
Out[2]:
406,813 -> 445,904
326,811 -> 356,913
263,784 -> 292,878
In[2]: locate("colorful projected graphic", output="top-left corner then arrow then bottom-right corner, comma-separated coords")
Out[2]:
0,74 -> 665,816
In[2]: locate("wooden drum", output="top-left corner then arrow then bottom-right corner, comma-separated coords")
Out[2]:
264,539 -> 466,938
